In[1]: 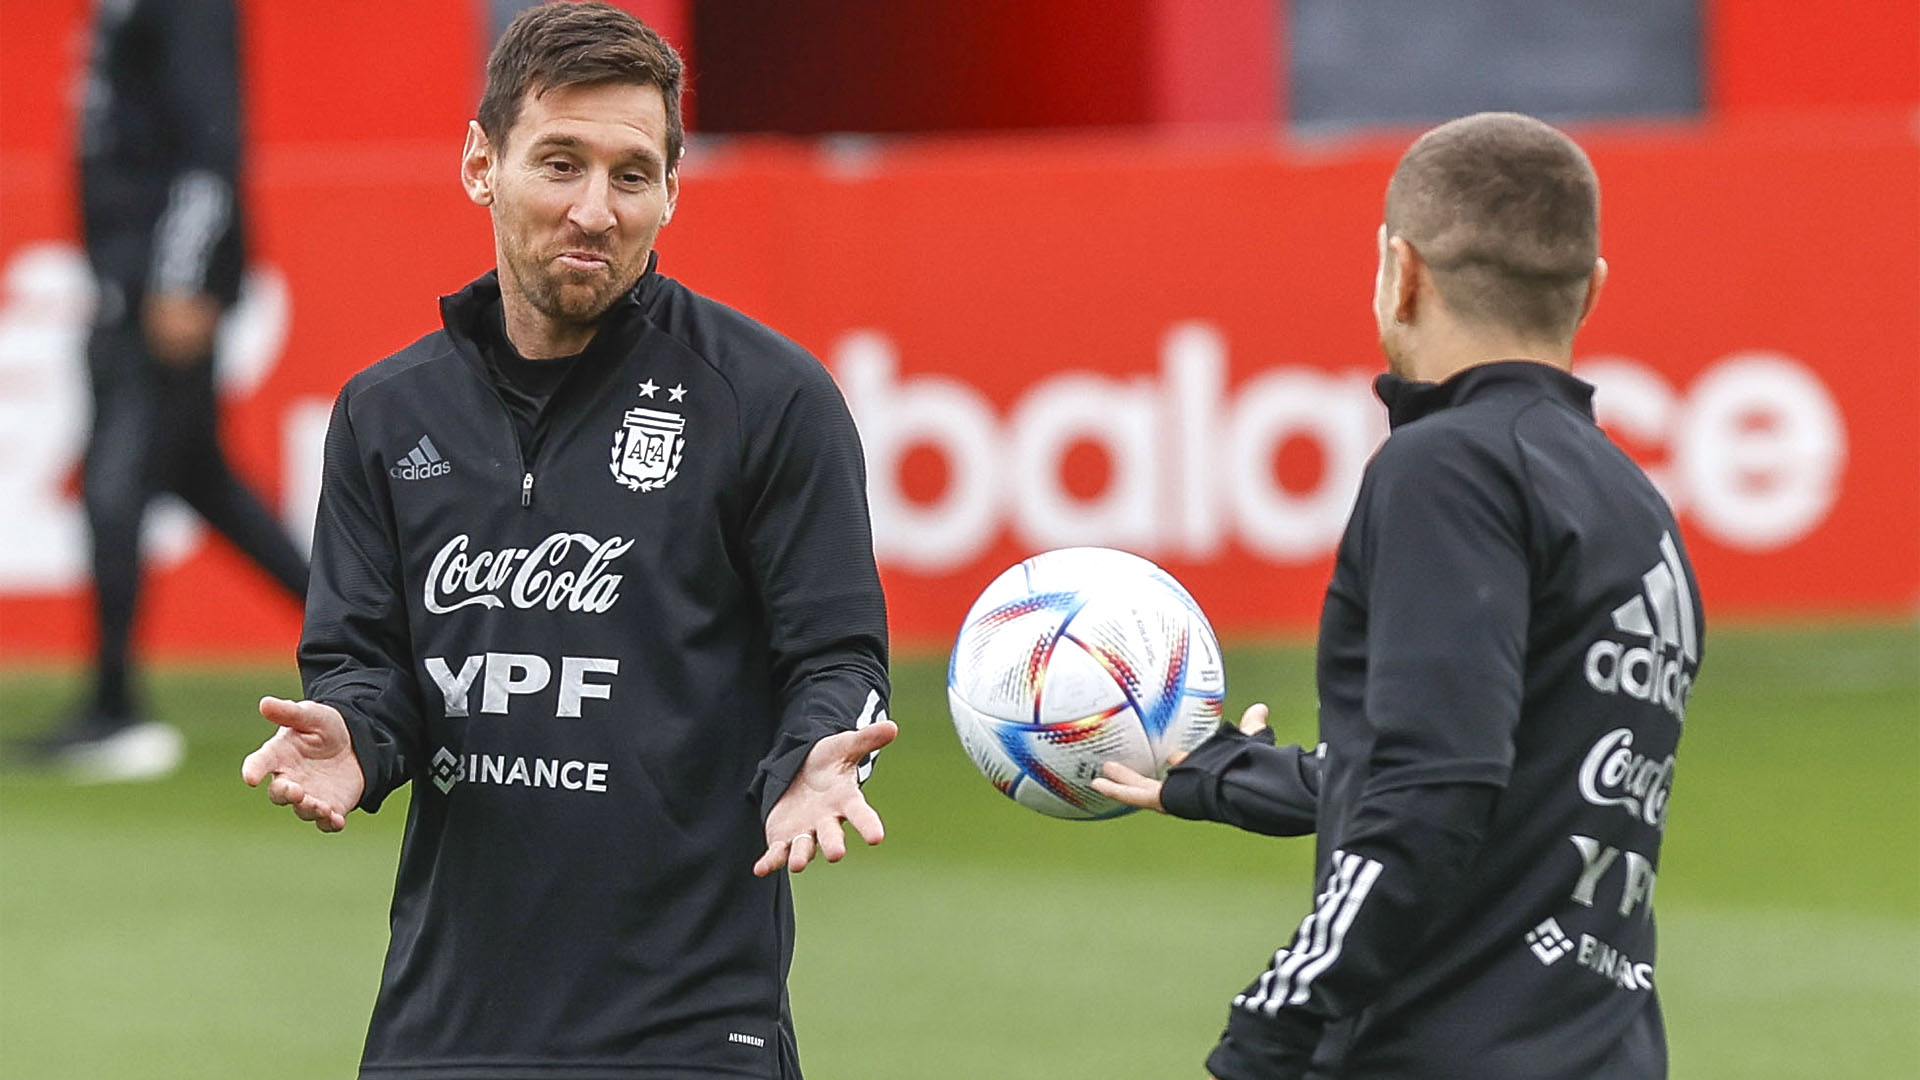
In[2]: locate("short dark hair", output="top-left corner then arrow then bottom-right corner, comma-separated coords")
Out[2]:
1385,112 -> 1600,341
478,1 -> 685,168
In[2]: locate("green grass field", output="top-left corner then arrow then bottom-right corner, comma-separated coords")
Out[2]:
2,622 -> 1916,1079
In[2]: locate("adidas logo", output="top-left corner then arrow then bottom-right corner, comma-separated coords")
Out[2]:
1583,532 -> 1698,722
1526,917 -> 1573,965
390,435 -> 452,480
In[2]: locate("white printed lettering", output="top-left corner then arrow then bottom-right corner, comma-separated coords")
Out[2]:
482,652 -> 552,714
830,331 -> 1848,575
424,533 -> 634,615
834,324 -> 1384,573
1675,352 -> 1844,551
1619,851 -> 1658,918
440,752 -> 612,795
557,656 -> 620,718
1008,373 -> 1158,550
1568,835 -> 1621,907
425,655 -> 485,718
1584,640 -> 1622,693
1572,932 -> 1655,991
836,332 -> 999,572
1578,728 -> 1676,829
1226,367 -> 1378,563
0,252 -> 1855,600
1619,647 -> 1658,699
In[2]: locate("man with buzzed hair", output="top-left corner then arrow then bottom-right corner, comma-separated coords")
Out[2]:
1096,113 -> 1701,1078
1382,112 -> 1608,345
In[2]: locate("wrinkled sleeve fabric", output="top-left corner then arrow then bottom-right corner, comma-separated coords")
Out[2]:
299,389 -> 424,812
147,0 -> 241,297
1208,427 -> 1528,1079
1161,725 -> 1321,837
737,361 -> 891,819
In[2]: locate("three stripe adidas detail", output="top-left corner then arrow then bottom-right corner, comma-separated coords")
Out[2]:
1582,531 -> 1698,722
1235,850 -> 1385,1016
390,435 -> 452,480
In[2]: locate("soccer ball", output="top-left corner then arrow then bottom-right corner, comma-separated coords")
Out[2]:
947,547 -> 1226,819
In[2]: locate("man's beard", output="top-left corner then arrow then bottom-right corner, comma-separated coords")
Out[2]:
507,243 -> 642,328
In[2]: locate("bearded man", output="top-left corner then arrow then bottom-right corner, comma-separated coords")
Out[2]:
241,5 -> 895,1077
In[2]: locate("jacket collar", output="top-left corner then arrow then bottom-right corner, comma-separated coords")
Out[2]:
438,250 -> 660,365
1374,360 -> 1596,430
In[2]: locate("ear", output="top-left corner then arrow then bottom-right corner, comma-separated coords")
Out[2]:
1576,255 -> 1608,328
1389,234 -> 1423,324
460,121 -> 495,207
661,158 -> 681,226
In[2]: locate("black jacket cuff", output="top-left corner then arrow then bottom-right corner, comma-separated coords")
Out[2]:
1206,1005 -> 1324,1080
1163,722 -> 1269,819
750,736 -> 818,820
337,706 -> 405,814
1163,723 -> 1319,836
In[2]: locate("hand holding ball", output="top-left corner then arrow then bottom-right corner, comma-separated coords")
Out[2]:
947,547 -> 1225,819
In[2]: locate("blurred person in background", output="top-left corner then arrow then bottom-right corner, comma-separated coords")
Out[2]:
19,0 -> 310,781
239,4 -> 894,1077
1097,112 -> 1702,1079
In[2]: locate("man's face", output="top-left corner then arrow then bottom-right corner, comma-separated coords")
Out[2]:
476,81 -> 678,332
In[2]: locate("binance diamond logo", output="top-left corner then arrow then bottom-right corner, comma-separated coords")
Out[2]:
430,747 -> 460,794
1526,918 -> 1574,965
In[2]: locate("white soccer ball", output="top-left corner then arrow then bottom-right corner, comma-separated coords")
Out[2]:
947,547 -> 1226,819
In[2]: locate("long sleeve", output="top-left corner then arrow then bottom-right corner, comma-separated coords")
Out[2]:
1208,783 -> 1498,1077
1209,426 -> 1528,1078
1161,724 -> 1321,837
146,0 -> 241,296
737,362 -> 891,818
299,390 -> 424,812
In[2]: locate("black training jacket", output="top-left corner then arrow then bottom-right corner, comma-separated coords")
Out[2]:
300,267 -> 889,1079
78,0 -> 245,306
1203,362 -> 1701,1080
1164,726 -> 1321,837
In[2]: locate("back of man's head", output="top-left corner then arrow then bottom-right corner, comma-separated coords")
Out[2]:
1385,112 -> 1599,344
477,1 -> 685,166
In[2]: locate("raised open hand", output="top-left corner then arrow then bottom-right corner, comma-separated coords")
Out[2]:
754,719 -> 899,876
241,696 -> 365,833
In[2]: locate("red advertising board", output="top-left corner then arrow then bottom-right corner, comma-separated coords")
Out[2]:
2,3 -> 1915,659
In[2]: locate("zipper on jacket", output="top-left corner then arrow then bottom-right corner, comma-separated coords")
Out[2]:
467,317 -> 609,513
475,387 -> 534,510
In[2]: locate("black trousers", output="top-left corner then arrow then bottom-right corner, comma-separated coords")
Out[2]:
81,302 -> 308,718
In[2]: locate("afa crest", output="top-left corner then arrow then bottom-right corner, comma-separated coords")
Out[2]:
610,407 -> 685,492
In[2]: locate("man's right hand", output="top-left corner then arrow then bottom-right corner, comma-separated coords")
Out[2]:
241,697 -> 365,833
1092,703 -> 1272,812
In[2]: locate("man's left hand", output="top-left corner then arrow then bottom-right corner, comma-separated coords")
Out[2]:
754,719 -> 899,877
